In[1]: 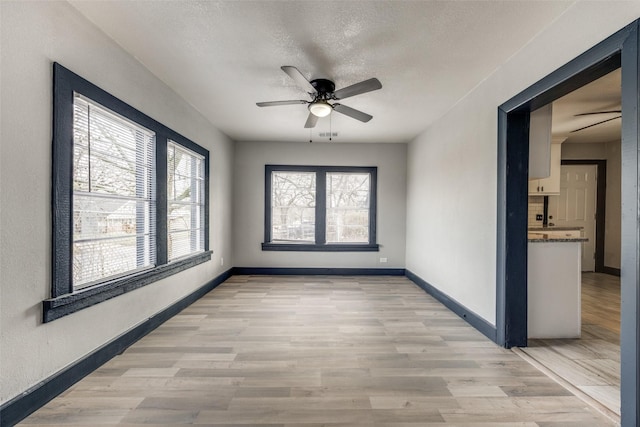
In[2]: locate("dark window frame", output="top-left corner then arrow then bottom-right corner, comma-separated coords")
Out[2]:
262,165 -> 379,252
45,63 -> 211,322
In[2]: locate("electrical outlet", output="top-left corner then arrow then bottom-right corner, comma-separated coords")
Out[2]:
220,257 -> 224,266
536,214 -> 543,221
379,257 -> 388,263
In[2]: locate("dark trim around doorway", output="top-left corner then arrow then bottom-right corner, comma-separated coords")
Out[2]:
496,20 -> 639,427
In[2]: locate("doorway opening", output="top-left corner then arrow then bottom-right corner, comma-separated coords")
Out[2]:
496,20 -> 639,426
522,71 -> 622,412
524,72 -> 622,409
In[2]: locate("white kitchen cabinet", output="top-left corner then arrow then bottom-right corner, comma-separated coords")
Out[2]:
529,104 -> 553,180
529,143 -> 561,195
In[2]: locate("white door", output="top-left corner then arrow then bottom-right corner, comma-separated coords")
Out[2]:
547,164 -> 598,271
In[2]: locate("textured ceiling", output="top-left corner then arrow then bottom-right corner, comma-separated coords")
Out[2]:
69,0 -> 576,143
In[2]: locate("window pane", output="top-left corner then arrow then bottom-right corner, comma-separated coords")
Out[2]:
168,230 -> 203,260
168,141 -> 205,260
326,173 -> 370,243
73,95 -> 156,290
271,171 -> 316,242
73,236 -> 150,289
74,195 -> 150,240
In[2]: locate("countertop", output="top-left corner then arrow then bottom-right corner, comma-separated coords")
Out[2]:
528,226 -> 584,231
528,237 -> 588,243
528,233 -> 588,243
527,226 -> 586,243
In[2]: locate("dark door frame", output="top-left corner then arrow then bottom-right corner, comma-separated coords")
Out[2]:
560,160 -> 607,273
496,20 -> 639,426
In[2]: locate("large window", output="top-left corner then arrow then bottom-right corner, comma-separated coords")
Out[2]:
46,63 -> 211,322
263,165 -> 378,251
72,95 -> 156,290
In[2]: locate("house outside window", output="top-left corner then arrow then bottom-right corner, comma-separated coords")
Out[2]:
263,165 -> 378,252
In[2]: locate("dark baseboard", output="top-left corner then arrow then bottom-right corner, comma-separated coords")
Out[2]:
405,269 -> 497,343
601,266 -> 621,277
232,267 -> 406,276
0,268 -> 233,427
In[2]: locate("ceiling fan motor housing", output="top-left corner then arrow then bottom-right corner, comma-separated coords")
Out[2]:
308,79 -> 336,117
310,79 -> 335,97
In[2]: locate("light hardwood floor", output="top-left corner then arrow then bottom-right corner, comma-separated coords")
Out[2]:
20,275 -> 614,426
520,272 -> 621,419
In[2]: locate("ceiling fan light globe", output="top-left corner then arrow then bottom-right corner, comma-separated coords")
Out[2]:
309,101 -> 332,117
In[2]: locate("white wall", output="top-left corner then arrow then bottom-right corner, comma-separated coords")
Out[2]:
0,2 -> 234,404
233,141 -> 406,269
406,2 -> 640,325
561,142 -> 607,159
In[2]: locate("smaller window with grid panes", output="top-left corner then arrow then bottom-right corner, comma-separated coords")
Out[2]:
263,165 -> 378,252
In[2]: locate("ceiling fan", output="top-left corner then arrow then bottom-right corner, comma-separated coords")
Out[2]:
257,66 -> 382,128
571,110 -> 621,133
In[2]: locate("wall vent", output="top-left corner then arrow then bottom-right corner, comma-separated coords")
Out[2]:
318,132 -> 338,137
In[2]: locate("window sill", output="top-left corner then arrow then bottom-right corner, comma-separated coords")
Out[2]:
261,243 -> 379,252
43,251 -> 212,323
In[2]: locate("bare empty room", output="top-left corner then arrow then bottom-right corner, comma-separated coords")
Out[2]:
2,2 -> 640,426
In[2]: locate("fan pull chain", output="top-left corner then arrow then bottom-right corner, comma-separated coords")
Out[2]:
309,127 -> 312,143
329,113 -> 332,142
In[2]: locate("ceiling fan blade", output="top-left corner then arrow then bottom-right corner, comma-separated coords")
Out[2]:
332,103 -> 373,123
281,66 -> 316,94
333,78 -> 382,100
574,110 -> 621,116
304,112 -> 319,128
256,100 -> 308,107
570,115 -> 621,133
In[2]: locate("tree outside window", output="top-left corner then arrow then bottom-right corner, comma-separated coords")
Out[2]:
263,165 -> 378,252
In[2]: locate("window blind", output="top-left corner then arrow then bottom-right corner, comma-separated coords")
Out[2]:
167,141 -> 205,260
72,94 -> 156,289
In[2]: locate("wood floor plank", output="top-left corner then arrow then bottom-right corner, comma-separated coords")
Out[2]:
20,275 -> 615,426
519,272 -> 621,418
